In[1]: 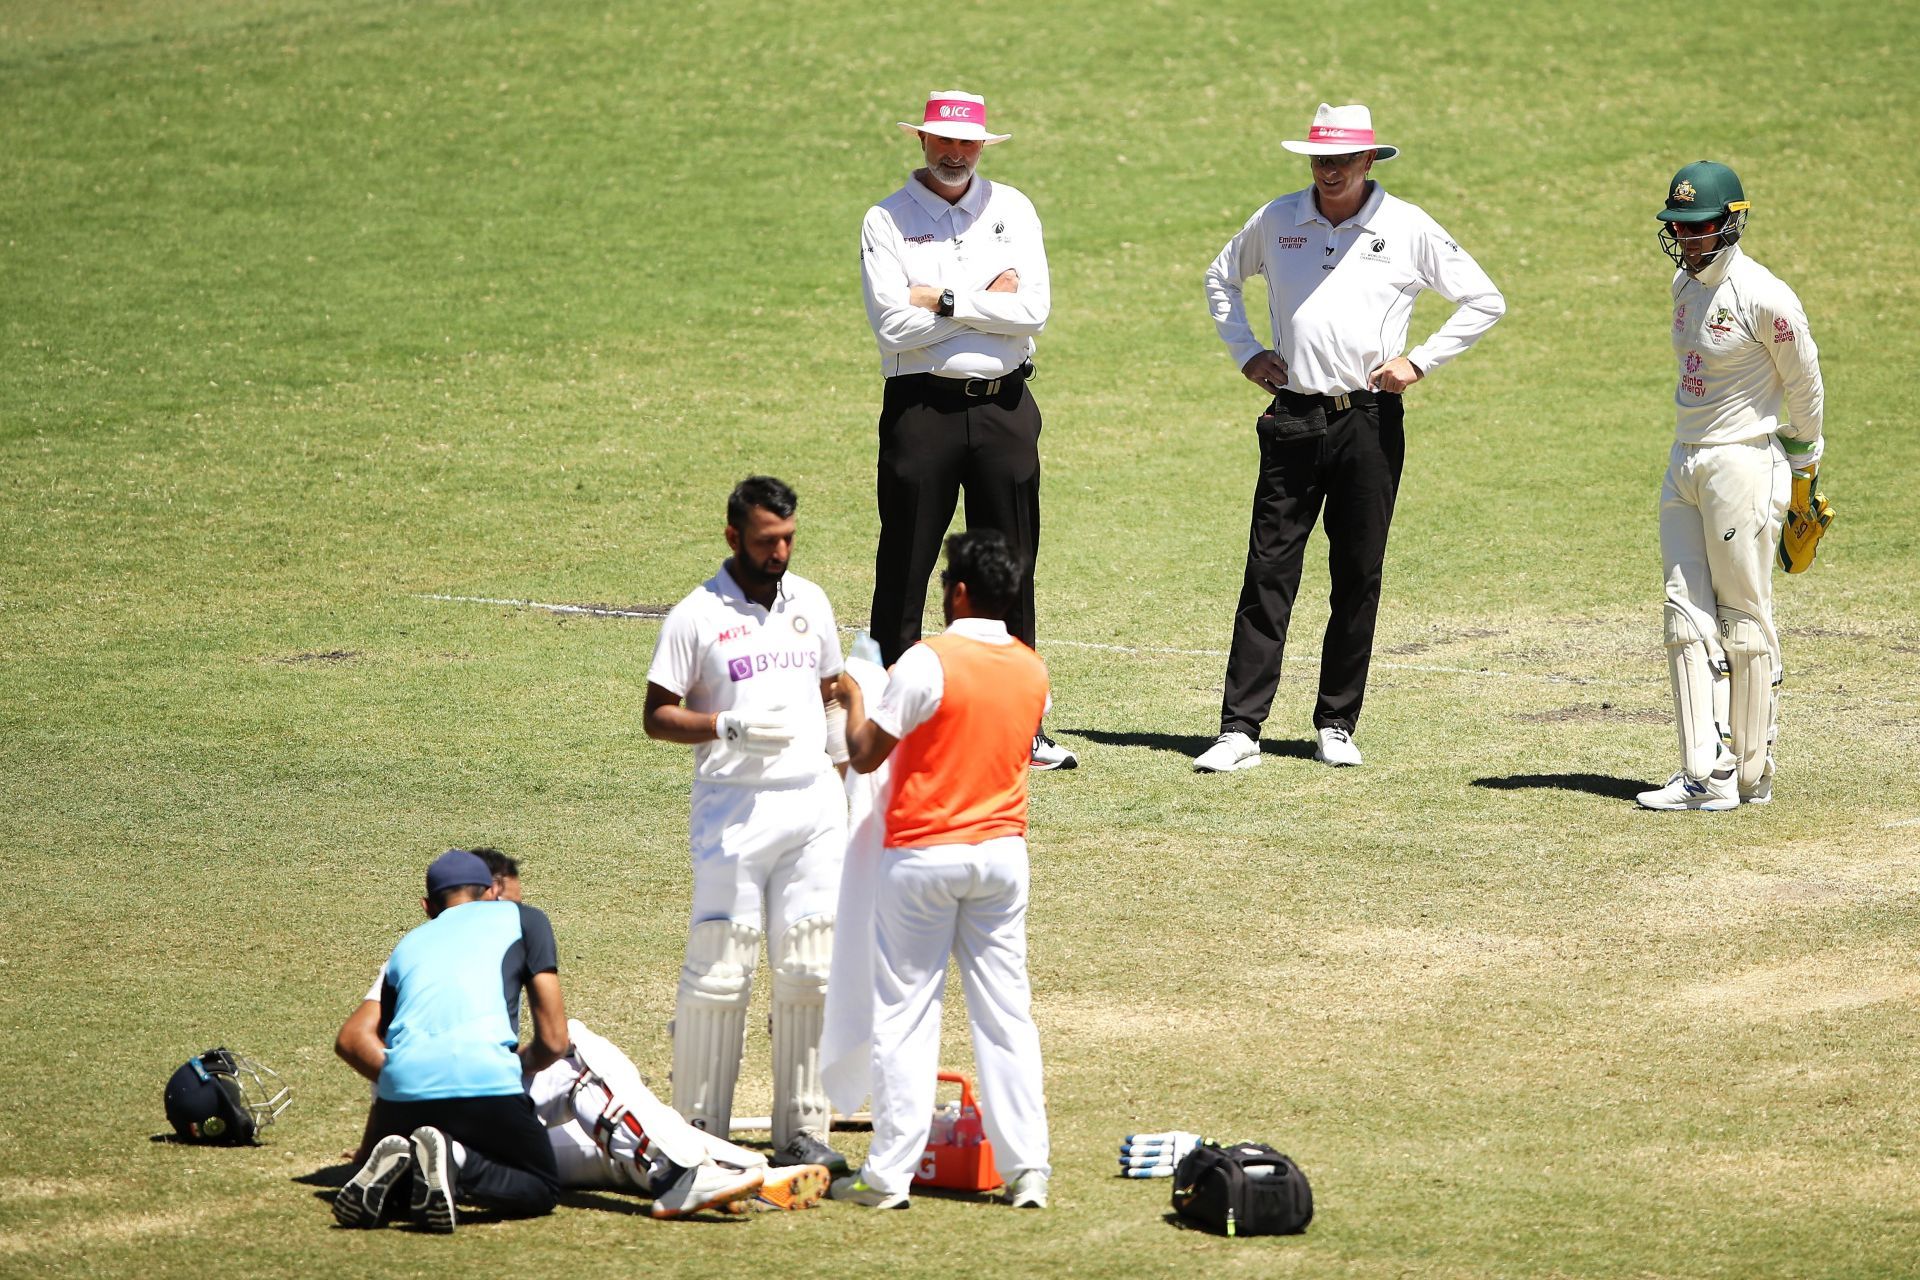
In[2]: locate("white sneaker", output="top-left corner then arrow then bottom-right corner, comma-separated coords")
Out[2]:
650,1160 -> 763,1219
1636,760 -> 1738,812
1030,730 -> 1078,771
1005,1169 -> 1049,1209
829,1173 -> 909,1209
1193,732 -> 1260,772
1314,726 -> 1363,767
1742,759 -> 1774,805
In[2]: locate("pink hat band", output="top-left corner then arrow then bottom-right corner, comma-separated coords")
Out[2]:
924,98 -> 986,127
1307,124 -> 1375,147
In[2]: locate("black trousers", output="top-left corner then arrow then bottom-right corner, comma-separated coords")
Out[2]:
869,371 -> 1041,665
367,1092 -> 560,1217
1220,390 -> 1405,738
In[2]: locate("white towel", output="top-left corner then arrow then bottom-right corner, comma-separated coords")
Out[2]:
821,657 -> 891,1115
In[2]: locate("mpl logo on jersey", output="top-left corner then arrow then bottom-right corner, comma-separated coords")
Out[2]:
727,649 -> 820,682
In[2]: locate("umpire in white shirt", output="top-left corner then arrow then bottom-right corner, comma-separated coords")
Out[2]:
1194,103 -> 1505,773
858,88 -> 1075,771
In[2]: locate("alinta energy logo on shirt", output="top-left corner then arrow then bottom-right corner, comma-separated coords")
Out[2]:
728,650 -> 820,682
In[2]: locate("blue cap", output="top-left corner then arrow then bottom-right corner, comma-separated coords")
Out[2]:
425,848 -> 494,896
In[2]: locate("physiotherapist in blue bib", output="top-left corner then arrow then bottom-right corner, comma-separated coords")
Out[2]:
332,848 -> 569,1233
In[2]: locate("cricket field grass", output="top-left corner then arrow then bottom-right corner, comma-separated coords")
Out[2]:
3,0 -> 1918,1275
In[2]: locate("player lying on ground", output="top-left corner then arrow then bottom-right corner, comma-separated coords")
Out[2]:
335,848 -> 827,1218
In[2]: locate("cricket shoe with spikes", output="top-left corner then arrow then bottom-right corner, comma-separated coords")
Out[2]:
651,1160 -> 763,1219
725,1162 -> 830,1213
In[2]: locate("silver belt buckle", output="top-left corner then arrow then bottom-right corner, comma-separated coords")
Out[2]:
965,377 -> 1001,397
1330,392 -> 1351,411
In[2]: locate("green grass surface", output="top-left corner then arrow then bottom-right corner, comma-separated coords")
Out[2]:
4,0 -> 1919,1275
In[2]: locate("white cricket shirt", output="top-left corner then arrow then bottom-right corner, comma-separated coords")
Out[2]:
1669,245 -> 1823,449
647,563 -> 844,785
1205,182 -> 1504,394
860,175 -> 1049,380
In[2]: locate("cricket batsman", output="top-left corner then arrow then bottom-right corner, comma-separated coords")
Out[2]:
1636,161 -> 1830,812
643,476 -> 851,1172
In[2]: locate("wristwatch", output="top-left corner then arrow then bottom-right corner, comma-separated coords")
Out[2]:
937,289 -> 955,318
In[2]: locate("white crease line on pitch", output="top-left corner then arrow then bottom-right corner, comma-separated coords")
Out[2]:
1883,817 -> 1920,829
416,592 -> 1625,685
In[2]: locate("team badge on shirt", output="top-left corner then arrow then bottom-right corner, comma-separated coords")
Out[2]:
1706,306 -> 1735,338
792,616 -> 810,634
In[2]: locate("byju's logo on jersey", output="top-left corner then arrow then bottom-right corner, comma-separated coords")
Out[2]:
727,650 -> 820,682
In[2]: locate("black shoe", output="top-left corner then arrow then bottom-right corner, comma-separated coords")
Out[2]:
772,1132 -> 849,1176
409,1126 -> 456,1234
333,1135 -> 412,1228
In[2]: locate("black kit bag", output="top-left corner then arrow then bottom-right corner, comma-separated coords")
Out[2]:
1170,1141 -> 1313,1237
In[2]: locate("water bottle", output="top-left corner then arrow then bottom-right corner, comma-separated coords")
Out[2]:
850,630 -> 883,666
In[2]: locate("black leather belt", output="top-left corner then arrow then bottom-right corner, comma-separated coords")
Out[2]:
897,363 -> 1034,399
1278,386 -> 1382,412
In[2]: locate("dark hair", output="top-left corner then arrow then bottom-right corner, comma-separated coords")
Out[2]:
727,476 -> 798,530
425,883 -> 490,917
470,847 -> 519,879
941,529 -> 1022,619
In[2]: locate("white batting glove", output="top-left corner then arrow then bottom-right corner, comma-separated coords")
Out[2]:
714,707 -> 794,757
1118,1130 -> 1201,1177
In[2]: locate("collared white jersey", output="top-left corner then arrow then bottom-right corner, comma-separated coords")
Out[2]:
648,563 -> 844,785
1670,245 -> 1823,448
1204,183 -> 1504,394
860,175 -> 1049,380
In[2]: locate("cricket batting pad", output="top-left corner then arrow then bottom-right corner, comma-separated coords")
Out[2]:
672,919 -> 760,1137
770,914 -> 833,1149
1664,602 -> 1727,780
1778,469 -> 1835,574
568,1021 -> 709,1171
1717,606 -> 1777,794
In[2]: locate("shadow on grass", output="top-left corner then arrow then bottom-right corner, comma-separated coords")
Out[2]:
1471,772 -> 1643,800
1161,1209 -> 1308,1239
1064,728 -> 1317,761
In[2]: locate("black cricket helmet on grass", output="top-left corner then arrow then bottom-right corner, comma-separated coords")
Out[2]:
1658,160 -> 1750,271
163,1047 -> 292,1144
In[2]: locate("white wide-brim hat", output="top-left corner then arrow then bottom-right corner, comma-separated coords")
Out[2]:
1281,103 -> 1399,161
897,89 -> 1011,145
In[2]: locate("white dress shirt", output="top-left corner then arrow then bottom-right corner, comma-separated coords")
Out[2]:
647,564 -> 843,785
1669,244 -> 1823,453
860,175 -> 1050,380
1204,182 -> 1505,395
